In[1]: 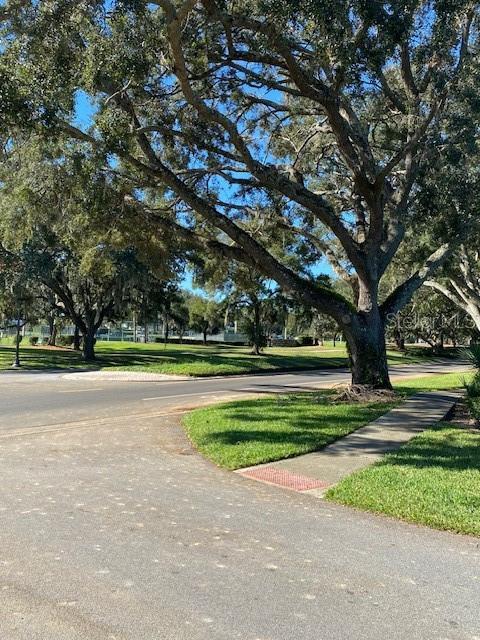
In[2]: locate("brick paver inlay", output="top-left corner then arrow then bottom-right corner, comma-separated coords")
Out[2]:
238,466 -> 330,492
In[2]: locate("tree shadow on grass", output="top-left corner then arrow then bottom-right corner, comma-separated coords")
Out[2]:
0,342 -> 351,375
199,398 -> 392,451
372,424 -> 480,473
96,350 -> 347,373
386,347 -> 459,362
4,341 -> 455,375
0,346 -> 90,371
204,428 -> 340,449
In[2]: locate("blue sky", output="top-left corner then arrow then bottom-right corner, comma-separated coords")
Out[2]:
74,90 -> 97,127
73,92 -> 333,293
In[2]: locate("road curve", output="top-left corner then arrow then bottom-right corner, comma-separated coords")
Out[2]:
0,360 -> 477,640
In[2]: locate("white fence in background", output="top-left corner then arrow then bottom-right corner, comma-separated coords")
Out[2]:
96,330 -> 249,344
2,324 -> 250,345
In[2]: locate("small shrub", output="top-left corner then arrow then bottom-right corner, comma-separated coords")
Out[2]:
460,344 -> 480,370
465,372 -> 480,421
29,336 -> 39,346
466,373 -> 480,397
57,335 -> 75,347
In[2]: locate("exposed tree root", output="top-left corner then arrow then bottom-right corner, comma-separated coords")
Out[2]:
331,384 -> 398,404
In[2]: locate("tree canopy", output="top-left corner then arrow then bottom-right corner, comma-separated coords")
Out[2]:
0,0 -> 479,384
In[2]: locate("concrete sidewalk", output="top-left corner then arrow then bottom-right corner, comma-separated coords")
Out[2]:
237,390 -> 461,496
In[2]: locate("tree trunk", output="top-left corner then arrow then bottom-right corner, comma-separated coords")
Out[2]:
251,301 -> 263,355
12,320 -> 22,367
340,278 -> 392,388
251,342 -> 261,355
393,327 -> 405,351
47,314 -> 57,346
73,325 -> 81,351
164,316 -> 169,347
345,311 -> 391,389
467,304 -> 480,333
50,324 -> 57,346
47,314 -> 54,337
203,326 -> 208,345
83,328 -> 96,361
433,333 -> 444,355
133,311 -> 138,343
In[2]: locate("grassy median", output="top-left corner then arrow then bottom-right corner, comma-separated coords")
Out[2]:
183,372 -> 471,470
0,340 -> 450,376
184,393 -> 399,469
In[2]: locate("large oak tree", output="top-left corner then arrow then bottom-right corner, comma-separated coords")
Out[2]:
4,0 -> 480,386
0,137 -> 177,360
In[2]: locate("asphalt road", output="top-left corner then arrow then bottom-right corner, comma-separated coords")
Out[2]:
0,361 -> 478,639
0,359 -> 470,433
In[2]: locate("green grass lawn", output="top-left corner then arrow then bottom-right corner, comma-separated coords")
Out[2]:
0,343 -> 87,370
184,393 -> 399,470
325,423 -> 480,537
394,371 -> 473,394
183,372 -> 471,470
0,339 -> 458,376
99,341 -> 350,375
